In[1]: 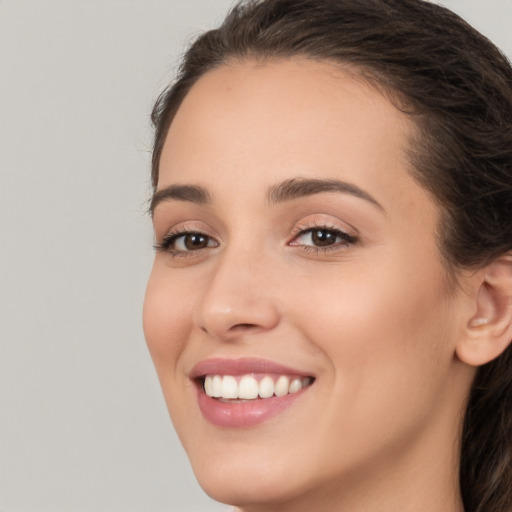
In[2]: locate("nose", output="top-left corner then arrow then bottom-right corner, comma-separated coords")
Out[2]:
194,248 -> 280,341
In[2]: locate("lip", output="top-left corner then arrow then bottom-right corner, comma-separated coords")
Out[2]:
190,357 -> 315,428
190,357 -> 312,379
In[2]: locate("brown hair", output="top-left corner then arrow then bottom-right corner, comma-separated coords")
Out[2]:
150,1 -> 512,510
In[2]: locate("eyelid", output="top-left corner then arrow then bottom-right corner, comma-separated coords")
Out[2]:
290,216 -> 358,239
155,222 -> 194,246
289,228 -> 357,247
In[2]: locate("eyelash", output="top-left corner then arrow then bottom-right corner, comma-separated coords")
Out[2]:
290,222 -> 358,253
154,224 -> 358,258
154,227 -> 218,258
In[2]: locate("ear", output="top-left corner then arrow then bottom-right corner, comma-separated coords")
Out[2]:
456,253 -> 512,367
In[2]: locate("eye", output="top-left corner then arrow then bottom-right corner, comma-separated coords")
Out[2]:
155,230 -> 218,255
290,227 -> 357,249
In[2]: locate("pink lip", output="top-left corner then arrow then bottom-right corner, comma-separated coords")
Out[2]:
190,357 -> 311,378
190,357 -> 314,428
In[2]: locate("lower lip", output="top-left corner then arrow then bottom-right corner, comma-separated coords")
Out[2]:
196,385 -> 307,428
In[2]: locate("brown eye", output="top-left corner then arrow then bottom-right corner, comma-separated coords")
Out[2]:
311,229 -> 338,246
156,231 -> 219,254
290,227 -> 357,250
183,233 -> 210,250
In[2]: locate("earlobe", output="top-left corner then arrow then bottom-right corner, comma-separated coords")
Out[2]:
456,253 -> 512,367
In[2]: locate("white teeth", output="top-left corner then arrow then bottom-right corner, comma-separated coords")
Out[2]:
204,374 -> 312,400
258,376 -> 274,398
238,375 -> 259,399
204,375 -> 213,396
221,375 -> 238,399
289,378 -> 302,394
274,376 -> 290,397
211,375 -> 222,397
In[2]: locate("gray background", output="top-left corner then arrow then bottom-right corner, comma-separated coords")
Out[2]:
1,1 -> 511,511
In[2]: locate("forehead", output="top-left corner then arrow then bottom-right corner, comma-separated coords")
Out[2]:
159,58 -> 430,216
162,59 -> 414,177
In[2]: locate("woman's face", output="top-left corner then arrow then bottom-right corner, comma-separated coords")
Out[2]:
144,59 -> 473,510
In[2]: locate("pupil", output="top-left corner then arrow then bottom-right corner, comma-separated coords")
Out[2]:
185,233 -> 208,250
312,230 -> 336,246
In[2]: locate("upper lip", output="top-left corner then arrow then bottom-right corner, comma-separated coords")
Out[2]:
190,357 -> 314,379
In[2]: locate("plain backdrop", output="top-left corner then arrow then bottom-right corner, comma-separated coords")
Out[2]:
1,1 -> 511,511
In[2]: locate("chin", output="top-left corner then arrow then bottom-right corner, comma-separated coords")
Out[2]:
181,434 -> 316,508
195,462 -> 312,509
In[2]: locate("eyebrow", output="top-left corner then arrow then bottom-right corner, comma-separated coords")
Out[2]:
267,178 -> 384,210
150,177 -> 383,215
150,184 -> 211,214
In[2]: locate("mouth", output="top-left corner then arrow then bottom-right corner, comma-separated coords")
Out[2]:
190,358 -> 316,427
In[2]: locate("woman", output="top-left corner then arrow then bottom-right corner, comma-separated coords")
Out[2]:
143,1 -> 512,511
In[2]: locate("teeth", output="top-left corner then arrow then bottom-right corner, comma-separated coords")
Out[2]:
221,375 -> 238,399
258,376 -> 274,398
203,374 -> 312,400
238,375 -> 259,399
289,378 -> 302,394
274,376 -> 290,397
212,375 -> 222,397
204,375 -> 213,396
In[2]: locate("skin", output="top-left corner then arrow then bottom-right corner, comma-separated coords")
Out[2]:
143,59 -> 479,512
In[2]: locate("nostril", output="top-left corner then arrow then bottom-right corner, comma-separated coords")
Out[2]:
200,322 -> 258,337
229,323 -> 260,333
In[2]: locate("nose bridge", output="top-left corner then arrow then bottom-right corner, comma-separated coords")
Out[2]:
194,242 -> 280,340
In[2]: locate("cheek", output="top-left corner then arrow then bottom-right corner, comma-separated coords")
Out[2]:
296,256 -> 452,352
142,266 -> 193,373
292,256 -> 456,422
279,261 -> 457,474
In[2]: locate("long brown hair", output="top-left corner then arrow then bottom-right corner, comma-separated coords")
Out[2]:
150,1 -> 512,510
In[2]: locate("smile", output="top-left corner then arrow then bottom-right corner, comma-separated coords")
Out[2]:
203,374 -> 313,400
191,358 -> 315,427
